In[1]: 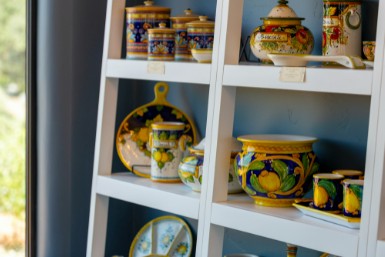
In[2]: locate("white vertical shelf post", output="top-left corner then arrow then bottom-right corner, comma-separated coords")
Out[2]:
200,0 -> 244,256
86,0 -> 125,256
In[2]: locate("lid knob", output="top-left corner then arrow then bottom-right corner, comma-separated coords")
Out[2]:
199,16 -> 208,21
144,1 -> 154,6
278,0 -> 289,5
159,23 -> 166,28
184,8 -> 193,15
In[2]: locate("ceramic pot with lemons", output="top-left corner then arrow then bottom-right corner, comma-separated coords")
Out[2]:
234,134 -> 319,207
178,138 -> 243,193
249,0 -> 314,63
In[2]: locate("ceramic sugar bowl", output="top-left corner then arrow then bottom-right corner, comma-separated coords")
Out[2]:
178,138 -> 243,193
234,134 -> 320,207
249,0 -> 314,63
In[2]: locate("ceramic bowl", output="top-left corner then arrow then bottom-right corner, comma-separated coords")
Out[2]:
235,134 -> 320,207
191,49 -> 213,63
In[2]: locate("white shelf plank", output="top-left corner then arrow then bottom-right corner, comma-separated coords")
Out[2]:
377,240 -> 385,256
95,172 -> 201,219
106,59 -> 211,84
223,63 -> 373,95
211,194 -> 359,257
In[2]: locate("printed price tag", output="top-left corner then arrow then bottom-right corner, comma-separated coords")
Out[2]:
279,67 -> 306,82
147,62 -> 165,75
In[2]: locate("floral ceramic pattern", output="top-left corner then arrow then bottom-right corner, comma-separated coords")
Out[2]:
188,33 -> 214,50
250,25 -> 314,63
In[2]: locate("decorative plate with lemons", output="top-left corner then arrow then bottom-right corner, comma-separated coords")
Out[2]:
129,215 -> 193,257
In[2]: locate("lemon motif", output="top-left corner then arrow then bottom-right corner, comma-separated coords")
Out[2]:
314,185 -> 329,208
344,188 -> 361,214
153,151 -> 162,162
161,152 -> 169,163
137,127 -> 149,142
258,170 -> 281,192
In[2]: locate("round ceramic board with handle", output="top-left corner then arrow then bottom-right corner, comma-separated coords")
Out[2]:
116,82 -> 198,178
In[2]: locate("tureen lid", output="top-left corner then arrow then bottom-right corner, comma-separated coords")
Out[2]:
261,0 -> 304,21
147,23 -> 176,34
186,16 -> 215,28
126,1 -> 171,13
170,8 -> 200,23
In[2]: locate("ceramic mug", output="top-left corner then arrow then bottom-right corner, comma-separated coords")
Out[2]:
332,169 -> 363,179
363,41 -> 375,61
312,173 -> 344,211
150,122 -> 189,182
342,179 -> 364,217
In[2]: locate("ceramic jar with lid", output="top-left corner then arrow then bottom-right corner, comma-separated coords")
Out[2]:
322,0 -> 362,57
147,23 -> 176,61
186,16 -> 215,52
170,9 -> 200,61
178,138 -> 243,193
249,0 -> 314,63
125,1 -> 171,59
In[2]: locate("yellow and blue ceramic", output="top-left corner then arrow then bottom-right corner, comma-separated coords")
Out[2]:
116,82 -> 198,178
170,9 -> 200,61
249,0 -> 314,63
342,179 -> 364,217
126,1 -> 171,59
186,16 -> 215,57
312,173 -> 344,211
332,169 -> 363,179
150,122 -> 191,183
148,23 -> 176,61
234,134 -> 319,207
178,138 -> 243,193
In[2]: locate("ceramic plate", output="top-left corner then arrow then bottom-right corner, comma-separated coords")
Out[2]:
129,215 -> 193,257
116,82 -> 198,178
293,201 -> 361,229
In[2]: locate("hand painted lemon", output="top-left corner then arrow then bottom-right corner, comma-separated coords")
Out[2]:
153,151 -> 162,162
258,170 -> 281,192
345,188 -> 361,214
161,152 -> 169,162
137,127 -> 149,142
314,185 -> 329,207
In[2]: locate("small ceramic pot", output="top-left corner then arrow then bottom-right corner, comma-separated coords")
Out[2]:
363,41 -> 375,61
178,138 -> 243,193
249,0 -> 314,63
150,122 -> 190,183
170,9 -> 200,61
191,49 -> 213,63
126,1 -> 171,59
186,16 -> 215,56
322,0 -> 362,57
234,134 -> 319,207
312,173 -> 344,211
147,23 -> 176,61
342,179 -> 364,217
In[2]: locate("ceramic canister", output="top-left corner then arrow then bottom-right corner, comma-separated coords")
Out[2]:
322,0 -> 362,57
147,23 -> 176,61
342,179 -> 364,217
126,1 -> 171,59
313,173 -> 344,211
150,122 -> 189,183
170,9 -> 200,61
249,0 -> 314,63
186,16 -> 215,57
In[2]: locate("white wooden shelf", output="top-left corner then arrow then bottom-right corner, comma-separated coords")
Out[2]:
106,59 -> 212,84
377,240 -> 385,256
223,63 -> 373,95
95,173 -> 201,219
210,194 -> 359,257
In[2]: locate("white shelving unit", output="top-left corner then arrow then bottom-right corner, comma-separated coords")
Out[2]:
87,0 -> 385,256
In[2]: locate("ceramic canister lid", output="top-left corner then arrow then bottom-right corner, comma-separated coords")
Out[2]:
261,0 -> 304,25
170,8 -> 200,24
147,23 -> 176,34
186,16 -> 215,28
126,0 -> 171,14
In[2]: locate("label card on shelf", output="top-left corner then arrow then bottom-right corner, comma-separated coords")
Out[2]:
279,67 -> 306,82
147,62 -> 165,75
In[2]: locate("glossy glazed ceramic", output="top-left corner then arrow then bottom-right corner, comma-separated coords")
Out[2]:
332,169 -> 363,179
363,41 -> 375,61
186,16 -> 215,53
126,1 -> 171,59
312,173 -> 344,211
235,134 -> 319,207
342,179 -> 364,217
191,49 -> 213,63
249,0 -> 314,63
148,23 -> 176,61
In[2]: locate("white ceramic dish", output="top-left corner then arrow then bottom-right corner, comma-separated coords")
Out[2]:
191,49 -> 213,63
129,216 -> 193,257
267,54 -> 366,69
293,200 -> 361,229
